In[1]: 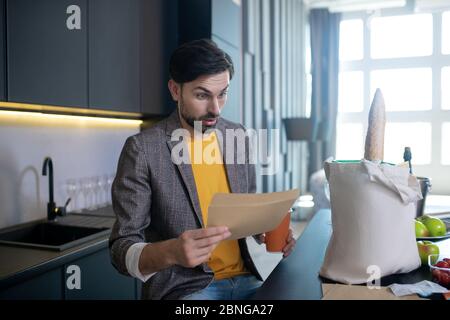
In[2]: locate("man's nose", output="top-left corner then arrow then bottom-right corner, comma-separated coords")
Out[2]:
208,97 -> 221,116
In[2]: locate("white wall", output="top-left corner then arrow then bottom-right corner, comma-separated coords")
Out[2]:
0,112 -> 140,229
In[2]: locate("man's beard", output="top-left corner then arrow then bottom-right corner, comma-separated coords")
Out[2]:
178,100 -> 219,133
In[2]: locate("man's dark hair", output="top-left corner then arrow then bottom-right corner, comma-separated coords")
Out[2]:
169,39 -> 234,84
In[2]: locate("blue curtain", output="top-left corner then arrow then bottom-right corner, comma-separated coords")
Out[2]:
309,9 -> 340,178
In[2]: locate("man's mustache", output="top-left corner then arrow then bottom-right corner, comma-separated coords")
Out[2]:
199,113 -> 219,120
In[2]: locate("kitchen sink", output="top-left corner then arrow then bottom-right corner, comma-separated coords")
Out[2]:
0,221 -> 110,251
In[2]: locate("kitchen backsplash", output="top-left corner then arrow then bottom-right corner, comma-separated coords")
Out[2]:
0,112 -> 142,229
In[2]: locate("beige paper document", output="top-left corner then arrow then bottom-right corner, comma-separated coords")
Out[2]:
321,284 -> 425,300
207,189 -> 299,240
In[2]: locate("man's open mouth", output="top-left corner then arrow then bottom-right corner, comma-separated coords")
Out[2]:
202,118 -> 217,125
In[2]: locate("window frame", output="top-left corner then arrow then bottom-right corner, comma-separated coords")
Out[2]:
337,9 -> 450,194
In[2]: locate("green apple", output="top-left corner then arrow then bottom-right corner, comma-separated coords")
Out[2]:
415,220 -> 430,238
416,215 -> 432,224
422,217 -> 447,237
417,240 -> 440,265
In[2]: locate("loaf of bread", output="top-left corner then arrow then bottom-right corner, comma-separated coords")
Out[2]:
364,88 -> 386,161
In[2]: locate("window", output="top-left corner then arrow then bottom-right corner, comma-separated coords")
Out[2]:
339,19 -> 363,61
339,71 -> 363,112
442,123 -> 450,165
370,68 -> 432,111
370,14 -> 433,59
336,123 -> 364,160
337,11 -> 450,194
443,11 -> 450,54
384,123 -> 432,165
442,67 -> 450,110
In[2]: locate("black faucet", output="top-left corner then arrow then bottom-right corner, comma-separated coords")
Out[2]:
42,157 -> 71,221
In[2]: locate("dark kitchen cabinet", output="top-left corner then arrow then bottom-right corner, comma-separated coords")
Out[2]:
0,268 -> 63,300
140,0 -> 178,116
0,247 -> 139,300
64,248 -> 137,300
4,0 -> 176,116
7,0 -> 88,108
88,0 -> 140,113
89,0 -> 177,116
178,0 -> 242,123
0,0 -> 5,101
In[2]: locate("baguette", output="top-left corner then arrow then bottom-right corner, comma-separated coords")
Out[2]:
364,88 -> 386,161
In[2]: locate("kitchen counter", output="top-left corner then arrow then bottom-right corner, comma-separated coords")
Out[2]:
253,209 -> 450,300
0,208 -> 116,290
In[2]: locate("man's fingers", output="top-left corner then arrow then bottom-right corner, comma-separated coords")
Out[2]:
195,232 -> 231,248
194,244 -> 217,257
282,239 -> 296,253
259,234 -> 266,243
282,242 -> 295,257
281,230 -> 296,258
187,226 -> 229,240
195,252 -> 213,264
286,229 -> 293,240
283,243 -> 294,253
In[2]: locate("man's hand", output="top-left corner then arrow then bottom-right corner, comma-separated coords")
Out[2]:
171,226 -> 231,268
138,226 -> 231,276
257,229 -> 296,258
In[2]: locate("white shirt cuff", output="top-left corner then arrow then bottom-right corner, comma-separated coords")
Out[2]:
125,242 -> 156,282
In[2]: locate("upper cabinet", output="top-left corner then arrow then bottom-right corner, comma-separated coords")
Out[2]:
88,0 -> 140,113
178,0 -> 242,123
7,0 -> 88,108
89,0 -> 177,115
0,0 -> 6,101
4,0 -> 176,116
140,0 -> 178,117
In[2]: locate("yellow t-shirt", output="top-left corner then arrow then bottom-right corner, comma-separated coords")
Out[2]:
187,131 -> 249,280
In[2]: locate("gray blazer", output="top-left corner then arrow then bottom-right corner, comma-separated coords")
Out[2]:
109,109 -> 262,300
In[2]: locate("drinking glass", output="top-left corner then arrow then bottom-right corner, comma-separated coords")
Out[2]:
106,174 -> 115,205
80,177 -> 94,210
63,179 -> 78,212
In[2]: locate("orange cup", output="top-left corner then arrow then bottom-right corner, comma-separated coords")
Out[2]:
265,212 -> 290,252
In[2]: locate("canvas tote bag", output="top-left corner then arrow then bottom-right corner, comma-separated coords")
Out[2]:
319,159 -> 423,284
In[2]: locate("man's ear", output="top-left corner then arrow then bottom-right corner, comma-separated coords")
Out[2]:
168,79 -> 181,102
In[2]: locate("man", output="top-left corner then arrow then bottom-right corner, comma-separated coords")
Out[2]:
109,39 -> 296,300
